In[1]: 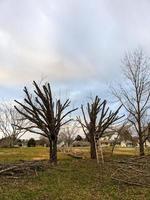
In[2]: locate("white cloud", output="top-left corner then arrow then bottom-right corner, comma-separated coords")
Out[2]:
0,0 -> 150,99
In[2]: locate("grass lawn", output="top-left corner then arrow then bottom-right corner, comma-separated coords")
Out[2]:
0,147 -> 70,163
0,147 -> 150,200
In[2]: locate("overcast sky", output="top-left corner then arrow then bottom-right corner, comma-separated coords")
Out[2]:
0,0 -> 150,105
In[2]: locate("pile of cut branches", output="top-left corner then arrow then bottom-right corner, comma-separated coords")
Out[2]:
111,155 -> 150,187
0,160 -> 49,179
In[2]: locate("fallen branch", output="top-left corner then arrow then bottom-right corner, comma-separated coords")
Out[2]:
112,177 -> 150,187
67,153 -> 83,159
0,160 -> 49,179
111,155 -> 150,187
0,166 -> 17,174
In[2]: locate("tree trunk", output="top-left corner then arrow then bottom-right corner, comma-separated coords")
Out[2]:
49,140 -> 52,161
9,137 -> 13,147
90,134 -> 97,159
139,135 -> 144,156
49,139 -> 57,164
51,139 -> 57,163
138,118 -> 145,156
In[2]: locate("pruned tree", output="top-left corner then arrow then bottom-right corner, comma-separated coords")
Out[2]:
59,122 -> 78,147
14,81 -> 77,163
0,102 -> 29,147
112,49 -> 150,156
77,96 -> 123,159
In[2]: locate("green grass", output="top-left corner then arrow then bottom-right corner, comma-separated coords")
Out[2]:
0,147 -> 150,200
0,147 -> 69,163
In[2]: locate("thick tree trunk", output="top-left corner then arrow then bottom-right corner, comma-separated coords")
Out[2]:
139,135 -> 144,156
49,138 -> 57,164
49,140 -> 52,161
51,139 -> 57,163
90,134 -> 97,159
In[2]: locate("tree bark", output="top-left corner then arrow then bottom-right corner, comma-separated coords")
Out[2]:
51,139 -> 57,163
49,140 -> 52,161
137,115 -> 145,156
49,138 -> 57,164
90,133 -> 97,159
139,135 -> 144,156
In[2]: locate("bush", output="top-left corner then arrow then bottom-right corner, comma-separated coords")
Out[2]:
27,138 -> 36,147
75,135 -> 83,141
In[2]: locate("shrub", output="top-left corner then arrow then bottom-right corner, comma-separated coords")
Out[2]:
27,138 -> 36,147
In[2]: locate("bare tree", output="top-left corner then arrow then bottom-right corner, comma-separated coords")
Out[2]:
110,122 -> 132,155
14,81 -> 77,163
112,49 -> 150,156
77,96 -> 123,159
38,136 -> 49,147
59,122 -> 78,147
0,102 -> 28,147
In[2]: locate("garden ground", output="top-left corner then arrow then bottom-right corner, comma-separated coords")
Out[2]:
0,147 -> 150,200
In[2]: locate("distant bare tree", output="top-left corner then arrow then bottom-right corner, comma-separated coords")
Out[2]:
112,49 -> 150,156
38,136 -> 49,147
77,96 -> 123,159
14,81 -> 77,163
110,122 -> 132,155
59,122 -> 78,147
0,102 -> 28,147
